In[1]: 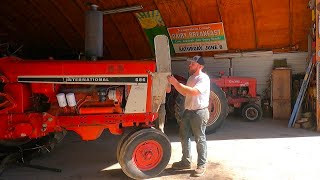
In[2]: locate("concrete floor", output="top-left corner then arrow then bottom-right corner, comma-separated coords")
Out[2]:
1,116 -> 320,180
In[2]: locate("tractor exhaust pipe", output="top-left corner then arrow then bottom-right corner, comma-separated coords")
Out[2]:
85,4 -> 103,60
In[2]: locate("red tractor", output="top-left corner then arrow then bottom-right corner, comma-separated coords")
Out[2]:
0,34 -> 173,179
168,72 -> 262,134
213,73 -> 263,120
0,4 -> 173,179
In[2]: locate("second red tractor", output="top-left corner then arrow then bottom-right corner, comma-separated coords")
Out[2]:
167,72 -> 263,134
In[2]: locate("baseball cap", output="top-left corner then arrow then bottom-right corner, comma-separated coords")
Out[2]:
187,55 -> 205,65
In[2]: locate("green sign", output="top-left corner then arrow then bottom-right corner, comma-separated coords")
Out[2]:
135,10 -> 175,55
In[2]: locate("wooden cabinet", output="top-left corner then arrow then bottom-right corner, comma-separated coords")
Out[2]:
272,68 -> 292,120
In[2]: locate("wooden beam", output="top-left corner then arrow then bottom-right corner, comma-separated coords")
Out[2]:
50,0 -> 85,39
289,0 -> 293,49
0,1 -> 49,50
182,0 -> 194,24
316,0 -> 320,131
28,0 -> 83,52
11,0 -> 70,52
250,0 -> 258,49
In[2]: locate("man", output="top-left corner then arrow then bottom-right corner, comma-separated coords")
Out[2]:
167,55 -> 210,177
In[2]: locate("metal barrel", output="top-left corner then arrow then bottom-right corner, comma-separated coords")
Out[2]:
85,4 -> 103,59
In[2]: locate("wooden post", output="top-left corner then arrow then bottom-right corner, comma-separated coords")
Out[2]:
316,0 -> 320,131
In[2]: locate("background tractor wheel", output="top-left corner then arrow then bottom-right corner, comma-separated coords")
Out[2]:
118,128 -> 171,180
242,103 -> 263,122
174,83 -> 228,134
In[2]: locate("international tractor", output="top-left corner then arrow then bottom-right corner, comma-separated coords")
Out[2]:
0,5 -> 172,180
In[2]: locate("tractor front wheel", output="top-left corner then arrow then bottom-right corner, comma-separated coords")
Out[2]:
118,128 -> 171,179
242,103 -> 263,122
116,127 -> 143,162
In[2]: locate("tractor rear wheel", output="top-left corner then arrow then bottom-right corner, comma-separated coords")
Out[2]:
118,128 -> 171,179
174,83 -> 228,134
242,103 -> 263,122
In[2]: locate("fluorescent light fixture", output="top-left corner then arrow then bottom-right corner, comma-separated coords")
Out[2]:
214,51 -> 273,59
242,51 -> 273,57
171,56 -> 188,61
214,53 -> 242,59
103,5 -> 143,15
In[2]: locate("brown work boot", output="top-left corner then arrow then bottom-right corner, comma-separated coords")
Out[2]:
194,165 -> 206,177
171,161 -> 191,170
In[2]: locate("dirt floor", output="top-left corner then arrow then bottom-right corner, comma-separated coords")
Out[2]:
1,116 -> 320,180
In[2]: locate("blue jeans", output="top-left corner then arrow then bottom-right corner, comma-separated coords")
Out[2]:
179,108 -> 208,167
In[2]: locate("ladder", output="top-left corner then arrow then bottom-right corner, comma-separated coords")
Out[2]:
288,56 -> 314,127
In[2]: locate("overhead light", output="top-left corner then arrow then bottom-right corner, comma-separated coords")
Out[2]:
171,56 -> 188,61
242,51 -> 273,57
103,5 -> 143,15
214,53 -> 242,59
214,51 -> 273,59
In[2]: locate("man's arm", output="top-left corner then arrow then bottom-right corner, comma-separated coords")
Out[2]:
167,75 -> 200,96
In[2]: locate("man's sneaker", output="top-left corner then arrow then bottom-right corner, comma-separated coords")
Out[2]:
171,161 -> 191,170
194,165 -> 206,177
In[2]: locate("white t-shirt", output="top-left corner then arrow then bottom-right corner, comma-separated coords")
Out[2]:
184,71 -> 210,110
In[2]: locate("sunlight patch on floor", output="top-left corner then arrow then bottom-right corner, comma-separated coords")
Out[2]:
101,163 -> 121,171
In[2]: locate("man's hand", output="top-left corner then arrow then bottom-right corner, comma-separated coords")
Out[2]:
167,75 -> 179,86
167,75 -> 200,96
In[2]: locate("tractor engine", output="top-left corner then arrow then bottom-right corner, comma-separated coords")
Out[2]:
33,84 -> 127,115
225,86 -> 250,98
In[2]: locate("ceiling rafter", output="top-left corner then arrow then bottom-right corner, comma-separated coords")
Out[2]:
28,0 -> 75,52
125,0 -> 154,56
289,0 -> 293,48
0,1 -> 50,49
98,0 -> 134,59
50,0 -> 85,39
0,0 -> 312,59
182,0 -> 194,24
10,0 -> 71,52
250,0 -> 258,49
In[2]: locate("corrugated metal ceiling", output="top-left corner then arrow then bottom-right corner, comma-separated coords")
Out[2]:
0,0 -> 312,59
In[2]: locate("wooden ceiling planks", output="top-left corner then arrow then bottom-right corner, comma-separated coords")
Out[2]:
101,15 -> 133,59
99,0 -> 152,59
50,0 -> 85,40
154,0 -> 193,57
10,0 -> 70,53
291,0 -> 312,51
218,0 -> 257,51
0,0 -> 312,59
184,0 -> 221,24
183,0 -> 222,57
0,1 -> 49,50
252,0 -> 291,49
155,0 -> 192,27
0,15 -> 22,43
126,0 -> 158,11
28,0 -> 84,53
